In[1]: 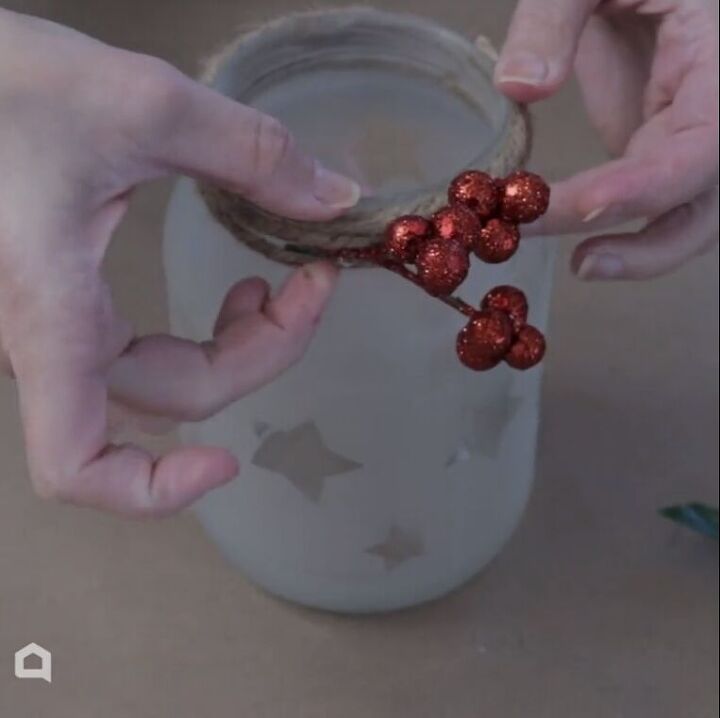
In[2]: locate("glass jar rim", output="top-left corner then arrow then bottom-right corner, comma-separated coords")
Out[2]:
199,7 -> 530,263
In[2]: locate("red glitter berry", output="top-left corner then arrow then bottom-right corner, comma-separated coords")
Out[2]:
415,238 -> 470,296
448,170 -> 499,220
481,285 -> 528,334
456,310 -> 514,371
505,325 -> 546,370
498,171 -> 550,224
473,219 -> 520,263
432,205 -> 482,249
384,215 -> 433,263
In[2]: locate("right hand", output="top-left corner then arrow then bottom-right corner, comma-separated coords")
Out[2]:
495,0 -> 718,280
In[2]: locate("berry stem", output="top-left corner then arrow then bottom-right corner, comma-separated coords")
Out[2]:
381,261 -> 476,317
334,244 -> 476,318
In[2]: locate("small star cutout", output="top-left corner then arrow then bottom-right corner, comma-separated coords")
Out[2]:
252,421 -> 362,502
365,526 -> 425,570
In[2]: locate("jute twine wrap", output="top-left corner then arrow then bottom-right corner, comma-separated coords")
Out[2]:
197,8 -> 531,266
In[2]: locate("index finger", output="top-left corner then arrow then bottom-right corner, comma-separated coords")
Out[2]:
526,123 -> 718,237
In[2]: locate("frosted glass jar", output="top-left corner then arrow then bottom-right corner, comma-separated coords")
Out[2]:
163,9 -> 554,613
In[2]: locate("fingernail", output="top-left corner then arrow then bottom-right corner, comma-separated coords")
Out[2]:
313,165 -> 361,209
577,253 -> 625,280
495,52 -> 549,86
582,205 -> 609,223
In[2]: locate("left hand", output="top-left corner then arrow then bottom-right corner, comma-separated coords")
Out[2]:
495,0 -> 718,280
0,10 -> 358,517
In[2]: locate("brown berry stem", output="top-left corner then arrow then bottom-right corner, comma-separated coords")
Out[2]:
334,244 -> 475,318
335,246 -> 383,263
381,261 -> 475,317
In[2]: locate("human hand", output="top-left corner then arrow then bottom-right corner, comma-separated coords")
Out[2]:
495,0 -> 718,280
0,9 -> 359,517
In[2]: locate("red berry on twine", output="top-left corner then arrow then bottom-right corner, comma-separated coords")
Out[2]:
384,215 -> 433,263
432,205 -> 482,249
415,238 -> 470,296
448,170 -> 499,220
505,325 -> 546,370
456,310 -> 514,371
481,286 -> 528,334
473,219 -> 520,263
331,169 -> 550,372
498,171 -> 550,224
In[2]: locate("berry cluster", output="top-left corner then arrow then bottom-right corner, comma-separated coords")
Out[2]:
458,286 -> 546,371
337,170 -> 550,372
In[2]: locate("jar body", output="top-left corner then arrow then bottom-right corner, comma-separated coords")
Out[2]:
163,177 -> 555,612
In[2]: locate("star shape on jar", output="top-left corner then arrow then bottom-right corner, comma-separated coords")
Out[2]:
365,526 -> 425,570
251,421 -> 362,502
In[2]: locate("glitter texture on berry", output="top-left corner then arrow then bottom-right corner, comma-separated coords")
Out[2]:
384,215 -> 433,263
415,238 -> 470,297
473,219 -> 520,263
498,171 -> 550,224
448,170 -> 499,220
432,205 -> 482,249
456,310 -> 514,371
481,286 -> 528,334
505,325 -> 546,369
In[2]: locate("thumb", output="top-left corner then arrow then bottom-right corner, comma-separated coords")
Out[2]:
142,68 -> 361,221
494,0 -> 598,103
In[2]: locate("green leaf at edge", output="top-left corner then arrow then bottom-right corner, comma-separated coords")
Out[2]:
659,503 -> 719,540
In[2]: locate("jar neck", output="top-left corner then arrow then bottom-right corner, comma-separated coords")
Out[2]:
200,8 -> 529,265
